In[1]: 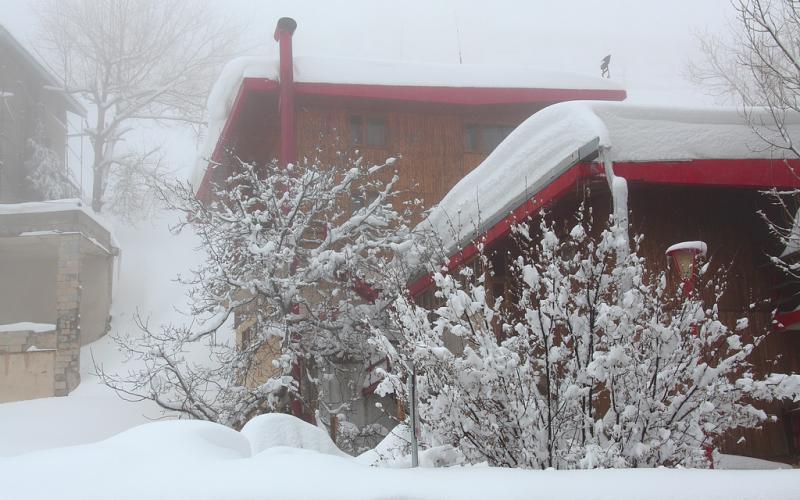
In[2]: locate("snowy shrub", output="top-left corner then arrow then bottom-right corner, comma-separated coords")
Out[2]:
99,155 -> 421,435
25,137 -> 78,200
377,207 -> 800,469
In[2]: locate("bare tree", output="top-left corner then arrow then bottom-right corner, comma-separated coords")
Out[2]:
692,0 -> 800,153
35,0 -> 238,212
692,1 -> 800,303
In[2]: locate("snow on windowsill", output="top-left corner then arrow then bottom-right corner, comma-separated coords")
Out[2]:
0,322 -> 56,334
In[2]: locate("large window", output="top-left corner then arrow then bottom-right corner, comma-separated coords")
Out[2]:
464,124 -> 515,153
349,114 -> 387,148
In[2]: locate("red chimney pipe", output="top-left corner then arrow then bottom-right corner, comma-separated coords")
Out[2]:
274,17 -> 298,166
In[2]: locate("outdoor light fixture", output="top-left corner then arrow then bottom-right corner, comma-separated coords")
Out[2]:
665,241 -> 708,294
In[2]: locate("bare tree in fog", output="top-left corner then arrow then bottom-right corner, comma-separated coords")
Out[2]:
35,0 -> 238,214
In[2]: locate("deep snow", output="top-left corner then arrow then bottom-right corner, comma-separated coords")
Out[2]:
0,416 -> 797,500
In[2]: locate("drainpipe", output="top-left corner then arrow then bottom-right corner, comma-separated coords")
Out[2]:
274,17 -> 303,420
274,17 -> 298,166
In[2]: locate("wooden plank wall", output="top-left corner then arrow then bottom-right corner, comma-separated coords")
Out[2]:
294,102 -> 533,224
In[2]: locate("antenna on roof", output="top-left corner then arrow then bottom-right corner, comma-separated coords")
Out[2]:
454,7 -> 463,64
601,54 -> 611,78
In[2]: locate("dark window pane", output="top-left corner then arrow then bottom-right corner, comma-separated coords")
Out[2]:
482,126 -> 507,152
349,115 -> 363,146
366,116 -> 386,147
464,125 -> 479,152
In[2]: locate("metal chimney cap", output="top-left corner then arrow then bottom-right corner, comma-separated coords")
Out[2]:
274,17 -> 298,40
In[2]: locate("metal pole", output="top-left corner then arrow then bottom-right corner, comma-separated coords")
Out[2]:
409,363 -> 419,467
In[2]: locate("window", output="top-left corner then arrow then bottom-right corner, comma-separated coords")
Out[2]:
464,124 -> 515,153
349,114 -> 387,148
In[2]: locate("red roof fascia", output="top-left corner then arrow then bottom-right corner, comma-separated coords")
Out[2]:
196,78 -> 625,199
408,157 -> 800,297
774,309 -> 800,332
610,158 -> 800,190
407,162 -> 593,297
196,78 -> 280,201
295,82 -> 626,106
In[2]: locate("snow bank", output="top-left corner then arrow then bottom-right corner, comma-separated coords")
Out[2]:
241,413 -> 348,457
422,101 -> 800,253
193,55 -> 623,189
1,418 -> 797,500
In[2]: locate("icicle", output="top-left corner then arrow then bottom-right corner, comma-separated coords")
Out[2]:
600,147 -> 629,259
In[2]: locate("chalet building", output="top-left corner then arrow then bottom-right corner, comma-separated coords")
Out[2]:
409,101 -> 800,463
193,17 -> 626,448
201,18 -> 800,462
0,25 -> 116,402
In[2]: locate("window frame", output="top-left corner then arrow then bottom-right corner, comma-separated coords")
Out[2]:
348,113 -> 389,150
463,123 -> 516,154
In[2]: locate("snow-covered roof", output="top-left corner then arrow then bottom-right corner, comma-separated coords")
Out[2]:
423,101 -> 800,253
193,55 -> 625,190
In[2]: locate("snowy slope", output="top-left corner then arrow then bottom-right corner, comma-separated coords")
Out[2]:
0,417 -> 797,500
422,101 -> 800,253
0,212 -> 204,457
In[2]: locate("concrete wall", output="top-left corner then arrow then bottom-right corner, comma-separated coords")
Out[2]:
79,254 -> 113,345
0,255 -> 57,325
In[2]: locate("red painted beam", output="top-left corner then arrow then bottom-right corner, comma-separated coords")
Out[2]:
407,163 -> 592,297
408,158 -> 800,298
774,310 -> 800,332
294,82 -> 626,106
611,159 -> 800,190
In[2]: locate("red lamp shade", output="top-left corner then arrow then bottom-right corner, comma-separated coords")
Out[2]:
665,241 -> 707,294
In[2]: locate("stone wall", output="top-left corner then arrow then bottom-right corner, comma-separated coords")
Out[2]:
0,327 -> 56,403
54,234 -> 81,396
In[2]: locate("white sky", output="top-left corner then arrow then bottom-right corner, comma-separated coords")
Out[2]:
0,0 -> 738,181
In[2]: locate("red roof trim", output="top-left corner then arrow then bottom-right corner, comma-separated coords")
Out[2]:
611,158 -> 800,189
407,158 -> 800,297
294,82 -> 627,106
407,162 -> 592,296
774,309 -> 800,332
196,78 -> 625,198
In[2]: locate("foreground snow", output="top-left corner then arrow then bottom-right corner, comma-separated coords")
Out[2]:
1,417 -> 797,500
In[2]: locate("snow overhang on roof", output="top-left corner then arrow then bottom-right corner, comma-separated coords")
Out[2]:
415,100 -> 800,284
191,55 -> 626,192
0,25 -> 87,117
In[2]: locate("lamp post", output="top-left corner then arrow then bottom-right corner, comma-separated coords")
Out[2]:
666,240 -> 712,467
665,241 -> 708,295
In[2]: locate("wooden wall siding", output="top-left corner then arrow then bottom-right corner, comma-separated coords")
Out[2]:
293,102 -> 533,224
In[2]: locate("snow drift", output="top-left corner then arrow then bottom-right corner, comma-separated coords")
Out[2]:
1,417 -> 797,500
